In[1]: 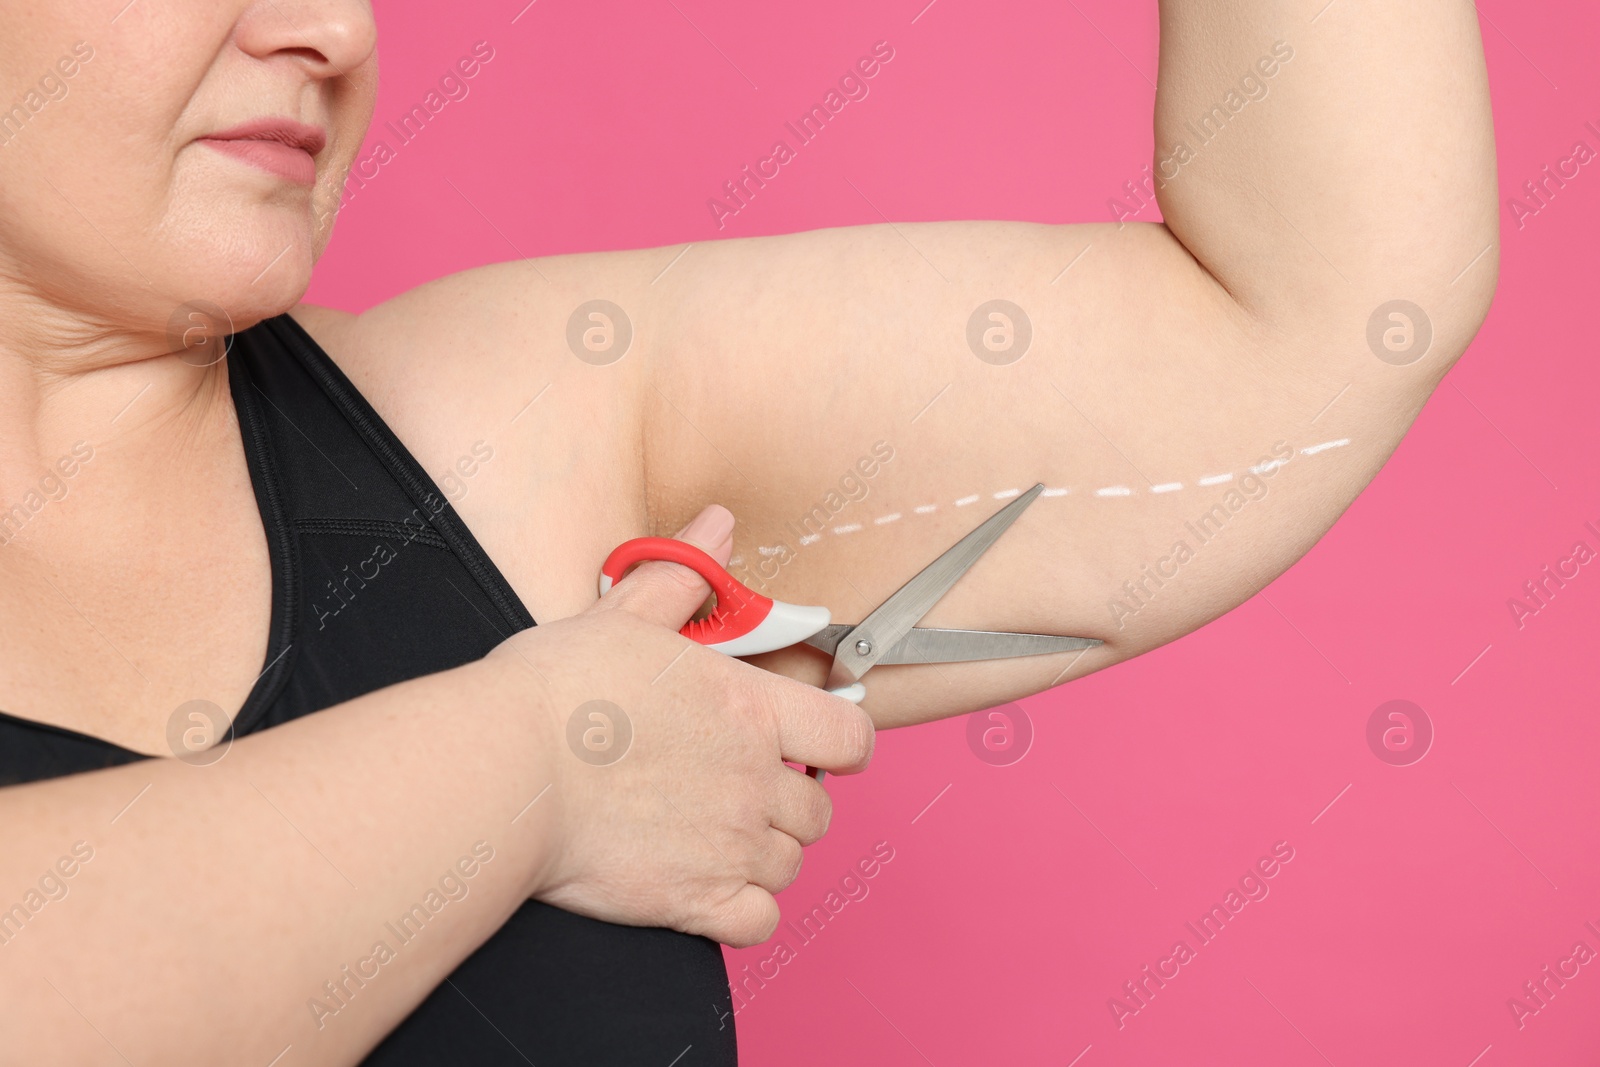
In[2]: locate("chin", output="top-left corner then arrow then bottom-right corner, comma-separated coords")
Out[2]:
145,251 -> 314,344
155,208 -> 315,317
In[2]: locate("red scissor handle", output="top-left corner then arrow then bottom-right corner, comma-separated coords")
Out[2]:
599,536 -> 780,650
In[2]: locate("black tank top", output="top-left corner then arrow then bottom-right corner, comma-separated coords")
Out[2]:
0,313 -> 738,1065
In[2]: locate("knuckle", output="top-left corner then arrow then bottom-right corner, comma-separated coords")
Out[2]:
855,709 -> 876,757
655,560 -> 711,598
809,789 -> 834,841
774,837 -> 804,890
785,780 -> 832,846
729,891 -> 779,948
835,706 -> 875,771
753,898 -> 781,943
600,562 -> 704,611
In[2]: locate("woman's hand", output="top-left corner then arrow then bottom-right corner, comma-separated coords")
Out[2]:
487,505 -> 875,948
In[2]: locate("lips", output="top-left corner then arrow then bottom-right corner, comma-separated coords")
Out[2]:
197,118 -> 327,186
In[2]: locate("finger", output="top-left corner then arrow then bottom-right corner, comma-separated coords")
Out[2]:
691,505 -> 736,567
742,828 -> 804,895
595,504 -> 735,629
768,766 -> 832,846
766,676 -> 876,775
704,883 -> 781,949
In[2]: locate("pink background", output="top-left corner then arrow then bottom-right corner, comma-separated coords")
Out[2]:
311,2 -> 1600,1063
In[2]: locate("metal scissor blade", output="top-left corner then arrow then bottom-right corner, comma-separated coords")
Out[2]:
823,483 -> 1047,689
804,624 -> 1101,665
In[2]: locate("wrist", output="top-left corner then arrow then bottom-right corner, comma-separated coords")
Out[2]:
469,637 -> 570,900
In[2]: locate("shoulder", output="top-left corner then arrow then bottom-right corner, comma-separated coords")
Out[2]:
288,252 -> 648,413
283,265 -> 552,479
288,243 -> 686,476
281,253 -> 663,620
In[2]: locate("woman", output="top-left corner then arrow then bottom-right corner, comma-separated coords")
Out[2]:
0,1 -> 1497,1064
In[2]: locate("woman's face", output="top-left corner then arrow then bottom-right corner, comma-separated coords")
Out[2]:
0,1 -> 377,352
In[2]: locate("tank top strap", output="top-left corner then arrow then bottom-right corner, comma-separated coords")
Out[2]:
224,313 -> 535,736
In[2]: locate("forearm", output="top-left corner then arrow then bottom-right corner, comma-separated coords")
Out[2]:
0,653 -> 557,1067
1152,0 -> 1500,337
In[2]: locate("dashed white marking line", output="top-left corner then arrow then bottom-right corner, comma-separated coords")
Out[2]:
737,437 -> 1354,548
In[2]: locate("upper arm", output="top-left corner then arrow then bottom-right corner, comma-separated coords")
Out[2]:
640,219 -> 1393,728
638,3 -> 1501,729
325,1 -> 1500,730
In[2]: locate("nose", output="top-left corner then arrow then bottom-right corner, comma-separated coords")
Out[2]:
234,0 -> 378,78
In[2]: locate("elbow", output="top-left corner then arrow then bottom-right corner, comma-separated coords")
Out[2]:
1361,221 -> 1501,388
1442,227 -> 1501,365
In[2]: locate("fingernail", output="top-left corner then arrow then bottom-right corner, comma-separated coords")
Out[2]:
677,504 -> 734,545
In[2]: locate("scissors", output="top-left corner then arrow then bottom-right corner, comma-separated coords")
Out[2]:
598,482 -> 1102,780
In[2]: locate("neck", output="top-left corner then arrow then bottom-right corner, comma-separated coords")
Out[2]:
0,289 -> 239,548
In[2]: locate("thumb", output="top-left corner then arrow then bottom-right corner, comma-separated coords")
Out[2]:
594,504 -> 737,629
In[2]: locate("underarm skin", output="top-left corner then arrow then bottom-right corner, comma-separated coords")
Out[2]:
349,1 -> 1498,730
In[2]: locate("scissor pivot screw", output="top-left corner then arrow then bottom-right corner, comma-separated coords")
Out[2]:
855,639 -> 873,656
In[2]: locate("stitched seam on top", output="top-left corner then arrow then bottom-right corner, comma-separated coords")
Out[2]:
292,517 -> 451,551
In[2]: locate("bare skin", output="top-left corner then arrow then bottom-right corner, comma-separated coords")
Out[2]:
0,0 -> 1498,1064
318,3 -> 1499,727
